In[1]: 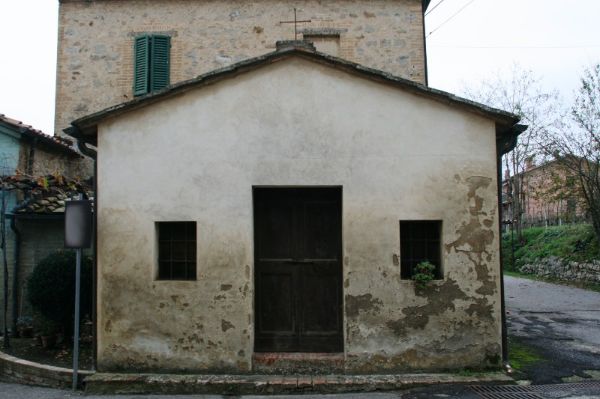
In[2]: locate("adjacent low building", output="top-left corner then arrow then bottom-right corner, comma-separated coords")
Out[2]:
0,114 -> 89,332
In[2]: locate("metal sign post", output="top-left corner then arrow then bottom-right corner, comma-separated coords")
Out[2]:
72,247 -> 82,391
65,197 -> 92,390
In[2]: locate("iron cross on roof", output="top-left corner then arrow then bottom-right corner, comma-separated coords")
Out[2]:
279,8 -> 312,40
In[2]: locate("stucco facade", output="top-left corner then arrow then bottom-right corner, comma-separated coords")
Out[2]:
80,54 -> 515,373
56,0 -> 427,135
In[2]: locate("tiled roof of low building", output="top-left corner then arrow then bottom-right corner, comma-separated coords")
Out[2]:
0,174 -> 92,214
0,114 -> 81,158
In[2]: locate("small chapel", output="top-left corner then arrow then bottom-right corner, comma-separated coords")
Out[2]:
58,0 -> 524,373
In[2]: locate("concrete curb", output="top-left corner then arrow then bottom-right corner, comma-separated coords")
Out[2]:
85,372 -> 513,395
0,349 -> 93,389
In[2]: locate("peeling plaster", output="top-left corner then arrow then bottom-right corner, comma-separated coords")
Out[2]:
386,279 -> 468,336
221,320 -> 235,332
345,294 -> 383,318
446,176 -> 497,297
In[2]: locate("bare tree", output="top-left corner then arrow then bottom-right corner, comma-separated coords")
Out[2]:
542,64 -> 600,243
462,64 -> 563,239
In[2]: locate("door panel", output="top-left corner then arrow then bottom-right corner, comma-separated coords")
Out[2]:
303,201 -> 340,259
257,202 -> 295,260
300,263 -> 340,334
254,188 -> 342,352
258,265 -> 295,333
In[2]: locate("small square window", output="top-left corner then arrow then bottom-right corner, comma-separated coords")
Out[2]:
400,220 -> 442,280
157,221 -> 196,280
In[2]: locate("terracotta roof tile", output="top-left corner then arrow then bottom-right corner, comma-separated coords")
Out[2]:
0,174 -> 92,214
0,114 -> 81,157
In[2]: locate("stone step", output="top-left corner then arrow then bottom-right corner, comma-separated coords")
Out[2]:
84,371 -> 513,395
252,352 -> 345,374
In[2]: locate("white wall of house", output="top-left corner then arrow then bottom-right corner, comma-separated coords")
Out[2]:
96,57 -> 502,372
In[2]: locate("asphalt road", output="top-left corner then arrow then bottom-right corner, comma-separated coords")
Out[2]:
505,275 -> 600,384
0,383 -> 409,399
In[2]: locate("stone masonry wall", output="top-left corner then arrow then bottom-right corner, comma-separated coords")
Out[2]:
55,0 -> 426,135
520,256 -> 600,284
27,145 -> 87,180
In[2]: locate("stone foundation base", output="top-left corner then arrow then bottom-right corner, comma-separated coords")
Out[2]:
84,372 -> 513,395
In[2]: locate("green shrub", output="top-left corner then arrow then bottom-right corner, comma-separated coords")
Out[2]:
27,250 -> 93,335
412,261 -> 436,289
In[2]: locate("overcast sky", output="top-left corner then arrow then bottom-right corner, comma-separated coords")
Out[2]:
0,0 -> 598,135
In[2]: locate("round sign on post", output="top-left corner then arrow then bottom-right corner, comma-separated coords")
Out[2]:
64,199 -> 93,390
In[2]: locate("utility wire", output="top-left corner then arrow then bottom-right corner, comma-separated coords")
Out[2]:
430,44 -> 600,49
424,0 -> 447,16
426,0 -> 478,38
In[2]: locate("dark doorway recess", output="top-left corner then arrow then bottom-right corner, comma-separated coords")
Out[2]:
253,187 -> 343,352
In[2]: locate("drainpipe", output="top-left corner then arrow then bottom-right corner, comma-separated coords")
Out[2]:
9,215 -> 20,336
496,153 -> 510,370
27,138 -> 37,175
76,140 -> 97,159
77,138 -> 97,371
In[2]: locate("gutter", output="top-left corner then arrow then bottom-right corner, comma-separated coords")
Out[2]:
77,139 -> 97,160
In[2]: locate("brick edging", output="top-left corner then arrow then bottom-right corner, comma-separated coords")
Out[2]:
0,349 -> 94,389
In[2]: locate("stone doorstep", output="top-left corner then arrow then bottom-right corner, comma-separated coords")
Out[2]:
253,352 -> 345,374
84,372 -> 514,395
0,349 -> 513,394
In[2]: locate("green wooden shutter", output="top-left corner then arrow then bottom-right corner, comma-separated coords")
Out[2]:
133,35 -> 150,96
150,35 -> 171,92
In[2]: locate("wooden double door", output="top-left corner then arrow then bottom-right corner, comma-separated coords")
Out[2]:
254,187 -> 343,352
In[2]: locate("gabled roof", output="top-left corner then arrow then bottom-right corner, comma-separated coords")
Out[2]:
0,114 -> 81,158
66,42 -> 523,153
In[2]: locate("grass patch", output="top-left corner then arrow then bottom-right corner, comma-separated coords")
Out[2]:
456,369 -> 488,377
509,339 -> 543,371
502,224 -> 600,272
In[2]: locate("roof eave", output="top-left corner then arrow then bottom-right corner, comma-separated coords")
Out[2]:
496,123 -> 527,156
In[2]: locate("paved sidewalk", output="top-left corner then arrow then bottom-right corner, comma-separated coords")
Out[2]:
2,380 -> 600,398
